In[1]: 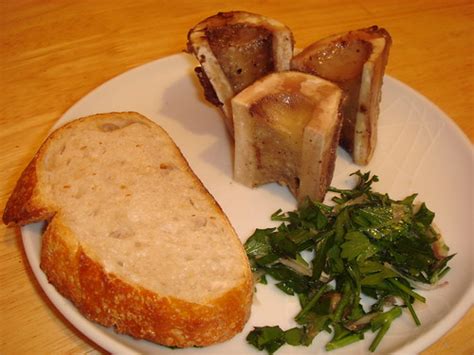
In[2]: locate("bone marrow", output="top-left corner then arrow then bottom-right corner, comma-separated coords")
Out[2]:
187,11 -> 294,134
292,26 -> 391,164
232,71 -> 343,203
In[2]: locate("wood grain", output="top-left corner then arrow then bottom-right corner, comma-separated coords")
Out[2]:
1,1 -> 472,354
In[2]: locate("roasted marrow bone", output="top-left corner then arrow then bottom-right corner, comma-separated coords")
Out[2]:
232,71 -> 343,203
187,11 -> 294,134
291,26 -> 391,165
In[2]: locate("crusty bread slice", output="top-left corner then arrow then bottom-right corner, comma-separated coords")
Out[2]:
232,71 -> 343,204
2,112 -> 253,347
292,26 -> 392,165
187,11 -> 294,135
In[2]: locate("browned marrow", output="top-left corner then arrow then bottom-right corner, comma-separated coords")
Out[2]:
232,71 -> 343,203
292,26 -> 392,165
187,11 -> 294,134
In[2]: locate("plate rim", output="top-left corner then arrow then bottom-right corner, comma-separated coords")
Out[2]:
20,52 -> 474,354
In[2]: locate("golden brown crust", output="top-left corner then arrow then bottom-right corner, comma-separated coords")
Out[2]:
3,158 -> 53,226
40,218 -> 82,305
4,112 -> 253,348
40,217 -> 252,347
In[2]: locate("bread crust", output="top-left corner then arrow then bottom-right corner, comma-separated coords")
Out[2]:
3,112 -> 253,347
3,158 -> 53,226
41,217 -> 253,347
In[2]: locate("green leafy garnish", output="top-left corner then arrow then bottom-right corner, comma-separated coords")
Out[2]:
246,326 -> 286,354
245,171 -> 454,353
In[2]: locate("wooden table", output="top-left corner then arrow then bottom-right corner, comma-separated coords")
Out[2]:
1,1 -> 472,354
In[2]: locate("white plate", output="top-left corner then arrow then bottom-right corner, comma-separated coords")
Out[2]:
22,53 -> 473,354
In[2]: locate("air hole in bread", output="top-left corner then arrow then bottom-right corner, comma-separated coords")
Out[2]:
100,123 -> 120,132
88,208 -> 100,217
98,119 -> 146,132
73,186 -> 86,199
109,230 -> 132,239
160,163 -> 172,169
193,216 -> 207,229
99,120 -> 139,132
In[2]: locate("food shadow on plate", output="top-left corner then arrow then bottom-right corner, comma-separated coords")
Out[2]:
157,54 -> 356,200
158,55 -> 229,135
157,58 -> 234,178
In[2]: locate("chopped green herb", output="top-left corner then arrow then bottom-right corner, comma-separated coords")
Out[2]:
326,332 -> 364,351
246,326 -> 286,354
369,306 -> 402,351
284,327 -> 305,346
245,171 -> 454,353
341,231 -> 379,261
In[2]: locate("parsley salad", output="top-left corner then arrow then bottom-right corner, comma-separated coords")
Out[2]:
245,171 -> 454,353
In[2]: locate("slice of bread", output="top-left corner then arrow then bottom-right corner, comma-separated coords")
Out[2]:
187,11 -> 294,135
232,71 -> 343,204
2,112 -> 253,347
292,26 -> 392,165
